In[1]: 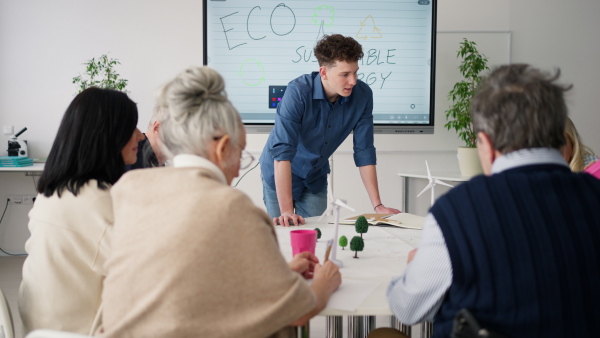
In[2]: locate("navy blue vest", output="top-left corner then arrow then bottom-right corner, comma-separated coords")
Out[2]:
430,164 -> 600,338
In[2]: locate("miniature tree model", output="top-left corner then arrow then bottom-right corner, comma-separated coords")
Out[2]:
355,215 -> 369,238
314,228 -> 322,241
350,236 -> 364,258
339,235 -> 348,250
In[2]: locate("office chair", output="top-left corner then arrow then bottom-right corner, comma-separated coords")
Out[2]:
452,309 -> 508,338
0,287 -> 15,338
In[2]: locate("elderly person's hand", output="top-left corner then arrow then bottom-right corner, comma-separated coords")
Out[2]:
311,261 -> 342,297
407,249 -> 418,263
289,252 -> 319,279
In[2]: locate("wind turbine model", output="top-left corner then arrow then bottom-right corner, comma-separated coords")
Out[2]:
416,160 -> 454,206
318,196 -> 355,267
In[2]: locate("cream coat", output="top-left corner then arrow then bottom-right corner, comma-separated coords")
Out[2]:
102,159 -> 315,338
19,180 -> 112,335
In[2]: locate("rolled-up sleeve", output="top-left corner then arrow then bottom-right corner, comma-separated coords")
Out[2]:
269,84 -> 304,162
353,95 -> 376,167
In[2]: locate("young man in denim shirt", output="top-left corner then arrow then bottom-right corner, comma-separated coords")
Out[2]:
260,34 -> 400,226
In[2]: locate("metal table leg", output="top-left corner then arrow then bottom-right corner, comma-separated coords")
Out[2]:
401,176 -> 408,212
327,316 -> 343,338
421,321 -> 433,338
348,316 -> 375,338
294,321 -> 310,338
390,316 -> 412,337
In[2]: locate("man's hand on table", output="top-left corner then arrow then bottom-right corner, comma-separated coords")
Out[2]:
375,204 -> 402,214
273,211 -> 305,227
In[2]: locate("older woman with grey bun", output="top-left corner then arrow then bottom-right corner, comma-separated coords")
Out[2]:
101,66 -> 341,338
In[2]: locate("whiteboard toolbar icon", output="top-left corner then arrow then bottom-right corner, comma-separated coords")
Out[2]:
268,85 -> 287,109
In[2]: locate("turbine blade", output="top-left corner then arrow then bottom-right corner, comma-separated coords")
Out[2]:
335,199 -> 356,212
426,160 -> 433,181
318,205 -> 333,221
417,183 -> 433,198
327,174 -> 334,203
434,179 -> 454,188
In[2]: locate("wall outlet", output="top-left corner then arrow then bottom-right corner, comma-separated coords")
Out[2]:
3,125 -> 14,135
7,195 -> 22,204
7,195 -> 35,205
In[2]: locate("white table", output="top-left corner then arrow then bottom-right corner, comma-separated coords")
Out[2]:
397,172 -> 470,213
0,162 -> 44,173
275,215 -> 424,337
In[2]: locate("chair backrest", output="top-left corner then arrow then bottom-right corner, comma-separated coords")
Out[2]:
0,287 -> 15,338
26,330 -> 90,338
452,309 -> 508,338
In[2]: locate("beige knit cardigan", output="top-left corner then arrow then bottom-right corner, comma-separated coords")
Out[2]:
101,166 -> 315,338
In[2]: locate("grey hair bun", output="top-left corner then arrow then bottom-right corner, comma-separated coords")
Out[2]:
159,66 -> 228,123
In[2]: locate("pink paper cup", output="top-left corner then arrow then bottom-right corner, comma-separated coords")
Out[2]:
290,230 -> 317,257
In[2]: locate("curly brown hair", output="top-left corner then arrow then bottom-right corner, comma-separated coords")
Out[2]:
313,34 -> 364,67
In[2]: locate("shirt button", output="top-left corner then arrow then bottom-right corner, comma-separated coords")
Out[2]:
328,125 -> 332,128
320,156 -> 323,158
325,142 -> 328,145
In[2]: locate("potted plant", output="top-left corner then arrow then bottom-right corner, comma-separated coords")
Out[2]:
445,39 -> 489,177
72,54 -> 129,94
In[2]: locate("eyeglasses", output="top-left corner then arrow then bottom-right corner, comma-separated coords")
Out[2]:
213,135 -> 254,169
240,149 -> 255,170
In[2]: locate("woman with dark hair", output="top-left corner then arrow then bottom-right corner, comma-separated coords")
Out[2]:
18,87 -> 143,335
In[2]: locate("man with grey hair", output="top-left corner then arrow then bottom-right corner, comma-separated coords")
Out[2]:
380,64 -> 600,338
130,106 -> 167,169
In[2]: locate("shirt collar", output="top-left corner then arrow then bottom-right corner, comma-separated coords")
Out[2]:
491,148 -> 569,174
172,154 -> 227,184
311,71 -> 348,105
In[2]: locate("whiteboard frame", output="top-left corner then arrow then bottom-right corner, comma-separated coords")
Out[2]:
203,0 -> 439,134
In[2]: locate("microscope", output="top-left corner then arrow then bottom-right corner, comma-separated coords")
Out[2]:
7,127 -> 28,157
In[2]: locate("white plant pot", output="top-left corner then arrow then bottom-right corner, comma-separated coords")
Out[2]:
457,147 -> 483,177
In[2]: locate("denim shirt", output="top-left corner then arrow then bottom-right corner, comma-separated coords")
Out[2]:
260,72 -> 376,200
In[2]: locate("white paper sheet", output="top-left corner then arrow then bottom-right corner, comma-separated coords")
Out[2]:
325,279 -> 381,312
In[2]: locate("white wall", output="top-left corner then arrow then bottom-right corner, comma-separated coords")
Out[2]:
3,0 -> 600,254
510,0 -> 600,152
0,0 -> 204,158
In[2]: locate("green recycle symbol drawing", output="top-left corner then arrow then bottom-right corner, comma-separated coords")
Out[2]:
237,58 -> 266,87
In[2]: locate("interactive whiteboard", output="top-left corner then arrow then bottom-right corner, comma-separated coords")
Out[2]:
203,0 -> 437,133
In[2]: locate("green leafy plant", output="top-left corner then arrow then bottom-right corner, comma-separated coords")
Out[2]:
350,236 -> 364,258
339,235 -> 348,250
445,39 -> 490,148
355,215 -> 369,238
314,228 -> 322,241
72,54 -> 129,94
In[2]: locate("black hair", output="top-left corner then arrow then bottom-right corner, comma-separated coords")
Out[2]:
37,87 -> 138,197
